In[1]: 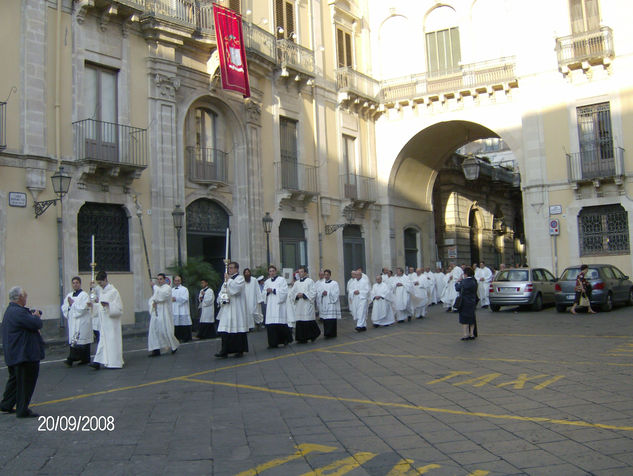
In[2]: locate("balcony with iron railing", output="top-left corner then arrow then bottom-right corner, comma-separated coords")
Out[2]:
187,146 -> 228,184
556,26 -> 614,72
566,146 -> 625,183
142,0 -> 216,38
277,39 -> 315,77
0,101 -> 6,150
380,57 -> 517,105
275,159 -> 318,198
73,119 -> 148,176
340,173 -> 376,203
336,67 -> 380,104
242,21 -> 276,65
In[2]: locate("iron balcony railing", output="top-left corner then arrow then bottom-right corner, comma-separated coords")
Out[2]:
144,0 -> 215,35
187,146 -> 228,184
276,159 -> 318,194
336,67 -> 380,101
556,27 -> 614,68
73,119 -> 148,167
242,21 -> 276,63
0,101 -> 6,150
380,57 -> 516,103
340,173 -> 376,202
277,39 -> 315,76
567,146 -> 624,182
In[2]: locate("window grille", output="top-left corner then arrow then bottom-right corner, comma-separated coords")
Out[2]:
579,205 -> 629,256
78,203 -> 130,272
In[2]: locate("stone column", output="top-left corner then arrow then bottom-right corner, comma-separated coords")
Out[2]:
245,98 -> 265,266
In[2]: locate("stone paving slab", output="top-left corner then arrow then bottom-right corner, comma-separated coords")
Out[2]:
1,304 -> 633,475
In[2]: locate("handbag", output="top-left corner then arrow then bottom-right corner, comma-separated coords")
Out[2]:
579,293 -> 590,308
454,294 -> 462,310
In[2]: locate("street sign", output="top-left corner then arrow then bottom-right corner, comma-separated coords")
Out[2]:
549,219 -> 560,236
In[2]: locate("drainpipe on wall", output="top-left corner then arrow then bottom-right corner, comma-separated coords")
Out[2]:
55,0 -> 64,327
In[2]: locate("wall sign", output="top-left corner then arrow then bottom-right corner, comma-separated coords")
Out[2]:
549,205 -> 562,215
9,192 -> 27,208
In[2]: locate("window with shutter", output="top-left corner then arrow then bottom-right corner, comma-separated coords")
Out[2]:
275,0 -> 295,39
569,0 -> 600,33
228,0 -> 240,13
425,27 -> 461,76
336,27 -> 353,67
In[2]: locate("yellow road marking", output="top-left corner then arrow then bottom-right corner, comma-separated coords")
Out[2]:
317,349 -> 633,367
299,451 -> 377,476
468,471 -> 490,476
180,377 -> 633,432
405,331 -> 632,339
427,371 -> 472,384
387,459 -> 441,475
235,443 -> 337,476
454,373 -> 502,387
497,373 -> 549,389
30,332 -> 401,408
533,375 -> 565,390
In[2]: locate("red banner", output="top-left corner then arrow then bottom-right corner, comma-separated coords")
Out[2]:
213,3 -> 250,98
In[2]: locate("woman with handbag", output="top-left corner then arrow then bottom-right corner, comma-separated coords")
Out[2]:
455,267 -> 479,340
570,264 -> 596,315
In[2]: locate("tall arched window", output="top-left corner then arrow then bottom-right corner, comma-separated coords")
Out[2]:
425,6 -> 461,77
78,203 -> 130,272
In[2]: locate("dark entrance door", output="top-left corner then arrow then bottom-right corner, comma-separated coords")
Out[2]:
342,225 -> 365,307
186,199 -> 229,279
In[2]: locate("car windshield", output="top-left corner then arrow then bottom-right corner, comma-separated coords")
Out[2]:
560,268 -> 600,280
495,270 -> 528,282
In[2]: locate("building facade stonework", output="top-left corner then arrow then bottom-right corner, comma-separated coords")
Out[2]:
0,0 -> 632,326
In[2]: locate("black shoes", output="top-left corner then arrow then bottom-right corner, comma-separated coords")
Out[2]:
234,352 -> 244,358
214,352 -> 228,358
16,411 -> 39,418
89,362 -> 101,370
1,407 -> 15,414
148,350 -> 160,357
171,348 -> 178,355
63,359 -> 73,367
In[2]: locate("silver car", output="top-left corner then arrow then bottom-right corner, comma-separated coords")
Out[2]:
489,268 -> 557,312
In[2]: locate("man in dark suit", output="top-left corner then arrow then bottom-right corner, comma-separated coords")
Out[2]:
1,286 -> 45,418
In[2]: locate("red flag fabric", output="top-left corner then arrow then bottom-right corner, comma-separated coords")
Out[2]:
213,3 -> 250,98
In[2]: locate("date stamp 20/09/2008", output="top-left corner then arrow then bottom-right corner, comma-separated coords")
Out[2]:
37,415 -> 115,432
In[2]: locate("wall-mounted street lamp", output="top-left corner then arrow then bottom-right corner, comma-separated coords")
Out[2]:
33,166 -> 72,218
262,211 -> 273,265
461,156 -> 481,181
172,204 -> 184,268
325,206 -> 356,235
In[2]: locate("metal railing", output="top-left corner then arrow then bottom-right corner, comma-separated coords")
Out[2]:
73,119 -> 148,167
567,146 -> 624,182
380,57 -> 516,103
336,67 -> 380,100
340,173 -> 376,202
276,159 -> 318,194
187,146 -> 228,184
144,0 -> 215,34
277,39 -> 315,76
556,27 -> 614,67
0,101 -> 6,150
243,21 -> 276,63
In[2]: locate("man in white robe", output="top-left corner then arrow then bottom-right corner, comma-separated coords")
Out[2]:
148,273 -> 179,357
196,279 -> 216,339
288,266 -> 321,343
314,270 -> 325,317
443,263 -> 464,312
392,267 -> 412,322
349,270 -> 370,331
264,265 -> 292,348
216,261 -> 249,358
433,268 -> 446,304
171,275 -> 192,342
61,276 -> 92,366
475,261 -> 493,308
410,268 -> 430,319
89,271 -> 123,369
243,268 -> 264,329
423,267 -> 436,304
370,275 -> 395,327
319,269 -> 341,338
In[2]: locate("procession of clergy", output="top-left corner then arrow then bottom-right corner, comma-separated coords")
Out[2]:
60,262 -> 495,366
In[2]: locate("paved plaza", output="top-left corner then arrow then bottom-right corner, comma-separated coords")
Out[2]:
1,303 -> 633,475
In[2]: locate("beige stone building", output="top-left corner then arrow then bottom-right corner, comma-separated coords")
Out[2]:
1,0 -> 632,328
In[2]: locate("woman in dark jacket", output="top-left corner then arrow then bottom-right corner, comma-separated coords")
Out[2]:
455,267 -> 478,341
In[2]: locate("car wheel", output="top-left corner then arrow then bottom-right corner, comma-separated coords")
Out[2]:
627,288 -> 633,306
531,293 -> 543,312
556,304 -> 567,313
601,293 -> 613,312
490,304 -> 500,312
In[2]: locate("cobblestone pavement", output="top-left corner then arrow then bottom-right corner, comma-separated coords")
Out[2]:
1,303 -> 633,475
